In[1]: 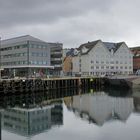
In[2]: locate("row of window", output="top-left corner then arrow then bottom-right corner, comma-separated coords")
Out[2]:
1,61 -> 28,66
29,44 -> 48,49
29,61 -> 47,65
94,55 -> 132,59
91,60 -> 131,64
91,66 -> 132,70
1,44 -> 48,52
31,52 -> 47,57
1,61 -> 48,66
81,71 -> 133,76
2,52 -> 27,58
1,52 -> 48,59
89,71 -> 132,75
1,44 -> 27,51
4,115 -> 26,123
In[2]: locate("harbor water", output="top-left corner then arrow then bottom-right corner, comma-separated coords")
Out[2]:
1,87 -> 140,140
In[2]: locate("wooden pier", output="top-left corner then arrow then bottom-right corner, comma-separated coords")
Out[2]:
0,77 -> 103,94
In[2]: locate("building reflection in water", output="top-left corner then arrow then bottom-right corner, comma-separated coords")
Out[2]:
0,88 -> 140,139
64,91 -> 134,126
1,100 -> 63,137
132,88 -> 140,113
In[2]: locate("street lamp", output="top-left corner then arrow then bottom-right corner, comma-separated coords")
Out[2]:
0,37 -> 4,80
0,37 -> 1,79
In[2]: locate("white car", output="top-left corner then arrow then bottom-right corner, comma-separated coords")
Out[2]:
136,70 -> 140,75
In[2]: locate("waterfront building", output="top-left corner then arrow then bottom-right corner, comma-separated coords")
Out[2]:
130,47 -> 140,73
72,40 -> 133,76
50,43 -> 63,76
62,48 -> 76,76
0,35 -> 63,78
63,56 -> 73,76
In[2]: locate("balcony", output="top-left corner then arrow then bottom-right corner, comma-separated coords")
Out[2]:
51,58 -> 62,61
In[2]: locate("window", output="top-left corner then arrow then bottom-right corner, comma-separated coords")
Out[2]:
14,46 -> 20,49
96,61 -> 99,64
36,53 -> 39,57
91,60 -> 94,63
38,45 -> 42,49
43,61 -> 46,65
39,61 -> 42,65
34,61 -> 37,65
32,52 -> 35,56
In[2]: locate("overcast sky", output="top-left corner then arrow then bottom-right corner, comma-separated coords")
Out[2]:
0,0 -> 140,48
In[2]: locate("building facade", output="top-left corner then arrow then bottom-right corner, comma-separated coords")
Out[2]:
72,40 -> 133,76
50,43 -> 63,76
0,35 -> 63,78
130,47 -> 140,73
62,48 -> 76,76
63,56 -> 73,76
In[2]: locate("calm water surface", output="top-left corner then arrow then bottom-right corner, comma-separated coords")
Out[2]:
1,88 -> 140,140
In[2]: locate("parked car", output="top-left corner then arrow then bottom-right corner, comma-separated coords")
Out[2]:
1,76 -> 9,79
136,70 -> 140,75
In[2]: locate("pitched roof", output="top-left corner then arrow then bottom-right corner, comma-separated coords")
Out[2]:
76,40 -> 125,56
103,42 -> 124,52
77,40 -> 100,55
130,46 -> 140,51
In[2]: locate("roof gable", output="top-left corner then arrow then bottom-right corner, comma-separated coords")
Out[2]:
77,40 -> 101,55
103,42 -> 124,53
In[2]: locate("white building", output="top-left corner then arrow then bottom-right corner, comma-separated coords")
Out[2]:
72,40 -> 133,76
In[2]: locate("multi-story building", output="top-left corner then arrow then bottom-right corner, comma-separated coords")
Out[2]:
130,47 -> 140,73
72,40 -> 133,76
50,43 -> 63,76
63,56 -> 73,76
0,35 -> 63,78
63,48 -> 76,76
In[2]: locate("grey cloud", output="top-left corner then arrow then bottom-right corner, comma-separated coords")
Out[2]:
0,0 -> 114,27
0,0 -> 140,48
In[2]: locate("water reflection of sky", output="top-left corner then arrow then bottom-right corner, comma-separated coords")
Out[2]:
1,90 -> 140,140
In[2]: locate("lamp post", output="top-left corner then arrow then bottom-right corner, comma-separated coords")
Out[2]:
0,37 -> 1,80
0,37 -> 4,80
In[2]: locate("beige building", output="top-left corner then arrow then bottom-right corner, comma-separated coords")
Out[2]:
63,56 -> 73,76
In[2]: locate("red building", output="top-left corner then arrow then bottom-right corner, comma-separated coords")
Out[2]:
131,47 -> 140,72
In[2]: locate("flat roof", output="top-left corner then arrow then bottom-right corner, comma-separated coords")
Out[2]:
2,65 -> 54,69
